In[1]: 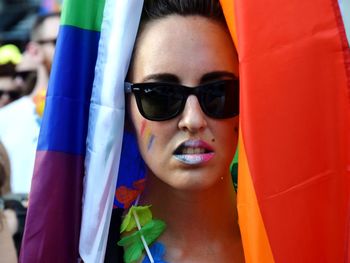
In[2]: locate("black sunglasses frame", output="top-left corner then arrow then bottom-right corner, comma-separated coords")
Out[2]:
125,79 -> 239,121
37,39 -> 57,45
15,70 -> 37,80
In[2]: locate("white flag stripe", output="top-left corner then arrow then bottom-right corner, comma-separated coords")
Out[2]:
79,1 -> 144,262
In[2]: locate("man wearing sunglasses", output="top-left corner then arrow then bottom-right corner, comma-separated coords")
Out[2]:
15,12 -> 60,97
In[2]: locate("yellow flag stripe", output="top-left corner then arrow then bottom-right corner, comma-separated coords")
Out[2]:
220,0 -> 238,49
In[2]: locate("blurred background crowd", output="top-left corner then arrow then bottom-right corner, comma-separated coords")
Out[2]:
0,0 -> 61,261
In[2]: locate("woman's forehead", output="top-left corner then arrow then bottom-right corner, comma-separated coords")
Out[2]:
130,15 -> 238,84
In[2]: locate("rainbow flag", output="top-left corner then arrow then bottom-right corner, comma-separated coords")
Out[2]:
21,0 -> 144,262
79,1 -> 143,262
221,0 -> 350,262
20,0 -> 106,261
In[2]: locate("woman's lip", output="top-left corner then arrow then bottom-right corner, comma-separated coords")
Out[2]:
173,139 -> 215,165
173,139 -> 214,154
173,152 -> 215,165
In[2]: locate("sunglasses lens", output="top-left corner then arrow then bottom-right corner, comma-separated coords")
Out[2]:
9,91 -> 20,100
16,71 -> 32,80
0,90 -> 20,100
38,39 -> 57,45
201,80 -> 239,118
138,85 -> 183,120
131,79 -> 239,121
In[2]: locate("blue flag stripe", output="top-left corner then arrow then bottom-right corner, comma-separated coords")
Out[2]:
38,25 -> 100,154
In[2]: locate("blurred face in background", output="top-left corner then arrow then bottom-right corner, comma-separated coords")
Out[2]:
32,15 -> 60,73
16,14 -> 60,96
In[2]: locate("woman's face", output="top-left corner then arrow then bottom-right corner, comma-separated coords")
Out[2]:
128,15 -> 239,191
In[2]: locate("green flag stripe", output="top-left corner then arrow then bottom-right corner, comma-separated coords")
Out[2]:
61,0 -> 106,31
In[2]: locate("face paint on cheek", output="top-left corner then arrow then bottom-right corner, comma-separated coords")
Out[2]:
140,120 -> 147,137
147,135 -> 155,151
140,120 -> 155,151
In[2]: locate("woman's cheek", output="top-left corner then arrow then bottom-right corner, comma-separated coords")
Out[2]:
140,120 -> 156,152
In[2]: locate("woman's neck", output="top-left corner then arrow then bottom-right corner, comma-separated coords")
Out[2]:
139,172 -> 244,262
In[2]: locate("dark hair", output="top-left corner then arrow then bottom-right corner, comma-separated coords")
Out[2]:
141,0 -> 226,24
0,63 -> 16,77
137,0 -> 227,39
128,0 -> 228,81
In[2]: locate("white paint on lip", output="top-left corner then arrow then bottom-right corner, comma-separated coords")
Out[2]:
173,152 -> 215,165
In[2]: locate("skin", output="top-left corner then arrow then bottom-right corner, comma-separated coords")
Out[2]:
16,15 -> 60,97
128,15 -> 244,262
32,15 -> 60,73
129,15 -> 239,191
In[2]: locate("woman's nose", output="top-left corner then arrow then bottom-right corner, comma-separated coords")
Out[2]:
178,95 -> 207,133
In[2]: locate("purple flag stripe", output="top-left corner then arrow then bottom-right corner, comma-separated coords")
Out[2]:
20,151 -> 84,262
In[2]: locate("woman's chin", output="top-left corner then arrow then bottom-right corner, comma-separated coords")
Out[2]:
160,170 -> 224,192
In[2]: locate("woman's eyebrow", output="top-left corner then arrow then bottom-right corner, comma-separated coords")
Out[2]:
200,71 -> 237,83
141,73 -> 180,83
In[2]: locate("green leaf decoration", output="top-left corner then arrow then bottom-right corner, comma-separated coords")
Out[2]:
118,219 -> 166,263
120,205 -> 153,233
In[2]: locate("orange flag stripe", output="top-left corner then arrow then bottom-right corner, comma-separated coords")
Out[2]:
220,0 -> 275,261
237,127 -> 275,263
233,0 -> 350,261
220,0 -> 238,49
222,0 -> 350,261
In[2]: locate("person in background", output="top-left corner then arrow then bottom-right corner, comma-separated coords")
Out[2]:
0,141 -> 18,263
0,12 -> 60,194
16,12 -> 60,98
0,44 -> 22,108
0,142 -> 11,196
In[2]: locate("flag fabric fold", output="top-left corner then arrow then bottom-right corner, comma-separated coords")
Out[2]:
21,0 -> 144,262
79,1 -> 143,262
21,0 -> 105,261
221,0 -> 350,262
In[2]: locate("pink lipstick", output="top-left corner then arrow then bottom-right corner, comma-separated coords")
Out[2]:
173,139 -> 215,165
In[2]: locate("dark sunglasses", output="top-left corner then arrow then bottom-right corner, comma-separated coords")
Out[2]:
37,39 -> 57,45
15,70 -> 37,80
0,90 -> 21,100
125,79 -> 239,121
